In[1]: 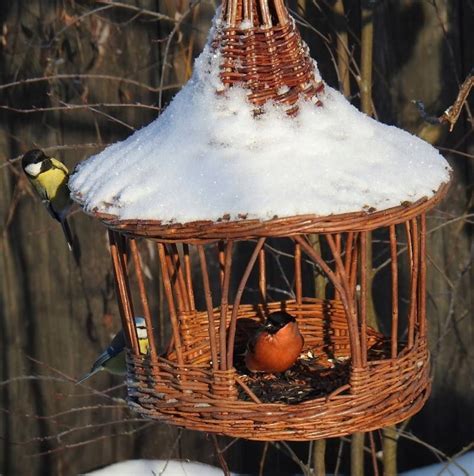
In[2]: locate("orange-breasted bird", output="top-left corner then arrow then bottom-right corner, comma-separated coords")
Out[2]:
245,311 -> 304,373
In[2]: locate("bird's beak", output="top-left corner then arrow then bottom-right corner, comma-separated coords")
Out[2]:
40,158 -> 53,172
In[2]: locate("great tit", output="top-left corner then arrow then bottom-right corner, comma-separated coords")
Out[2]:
22,149 -> 75,254
245,311 -> 304,373
77,316 -> 150,384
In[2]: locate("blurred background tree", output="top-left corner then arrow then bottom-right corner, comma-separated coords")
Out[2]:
0,1 -> 472,475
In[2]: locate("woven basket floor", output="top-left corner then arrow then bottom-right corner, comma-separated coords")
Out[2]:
126,299 -> 430,440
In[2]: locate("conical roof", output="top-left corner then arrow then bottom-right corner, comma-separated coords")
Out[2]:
70,1 -> 450,236
215,0 -> 324,112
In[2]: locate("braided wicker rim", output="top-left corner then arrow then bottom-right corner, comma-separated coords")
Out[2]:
77,181 -> 449,242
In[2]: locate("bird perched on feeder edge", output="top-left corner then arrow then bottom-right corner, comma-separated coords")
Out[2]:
245,311 -> 304,373
22,149 -> 76,255
77,316 -> 150,384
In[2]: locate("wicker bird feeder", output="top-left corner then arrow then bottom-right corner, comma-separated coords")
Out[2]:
72,0 -> 450,441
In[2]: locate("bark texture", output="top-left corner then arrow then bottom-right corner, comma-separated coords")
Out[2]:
0,1 -> 472,474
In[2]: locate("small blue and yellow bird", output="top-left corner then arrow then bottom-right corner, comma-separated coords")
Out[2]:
22,149 -> 75,252
77,317 -> 150,384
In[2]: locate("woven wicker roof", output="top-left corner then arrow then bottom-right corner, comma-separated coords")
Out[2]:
70,0 -> 450,236
216,0 -> 324,112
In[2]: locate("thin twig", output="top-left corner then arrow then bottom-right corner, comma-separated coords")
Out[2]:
211,435 -> 231,476
0,103 -> 161,113
94,0 -> 179,23
273,441 -> 311,476
0,74 -> 182,93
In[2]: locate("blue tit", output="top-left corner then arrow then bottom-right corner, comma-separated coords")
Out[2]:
135,317 -> 151,356
77,317 -> 150,384
22,149 -> 75,254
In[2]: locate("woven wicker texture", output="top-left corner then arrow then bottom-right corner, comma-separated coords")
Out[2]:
74,0 -> 450,244
217,0 -> 324,113
106,209 -> 434,440
80,0 -> 451,441
125,300 -> 430,440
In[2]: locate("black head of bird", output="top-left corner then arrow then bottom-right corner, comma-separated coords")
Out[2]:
263,311 -> 297,333
22,149 -> 50,177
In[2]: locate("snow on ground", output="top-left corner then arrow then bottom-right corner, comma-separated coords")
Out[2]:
400,451 -> 474,476
85,452 -> 474,475
86,459 -> 232,476
70,15 -> 450,224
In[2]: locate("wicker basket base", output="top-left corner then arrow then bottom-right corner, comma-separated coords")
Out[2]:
125,301 -> 430,441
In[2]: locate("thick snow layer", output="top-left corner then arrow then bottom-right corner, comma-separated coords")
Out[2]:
86,460 -> 231,476
70,22 -> 450,224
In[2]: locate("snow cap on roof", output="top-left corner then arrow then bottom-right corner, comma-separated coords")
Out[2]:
70,14 -> 450,224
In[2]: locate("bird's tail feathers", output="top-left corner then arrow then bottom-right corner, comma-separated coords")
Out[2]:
76,365 -> 103,385
61,217 -> 81,265
76,345 -> 116,384
61,217 -> 74,251
76,341 -> 124,384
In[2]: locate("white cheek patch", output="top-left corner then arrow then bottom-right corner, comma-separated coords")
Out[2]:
25,163 -> 42,177
136,327 -> 148,339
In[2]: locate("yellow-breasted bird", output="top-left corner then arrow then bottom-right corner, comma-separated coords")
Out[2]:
22,149 -> 75,253
77,317 -> 150,384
